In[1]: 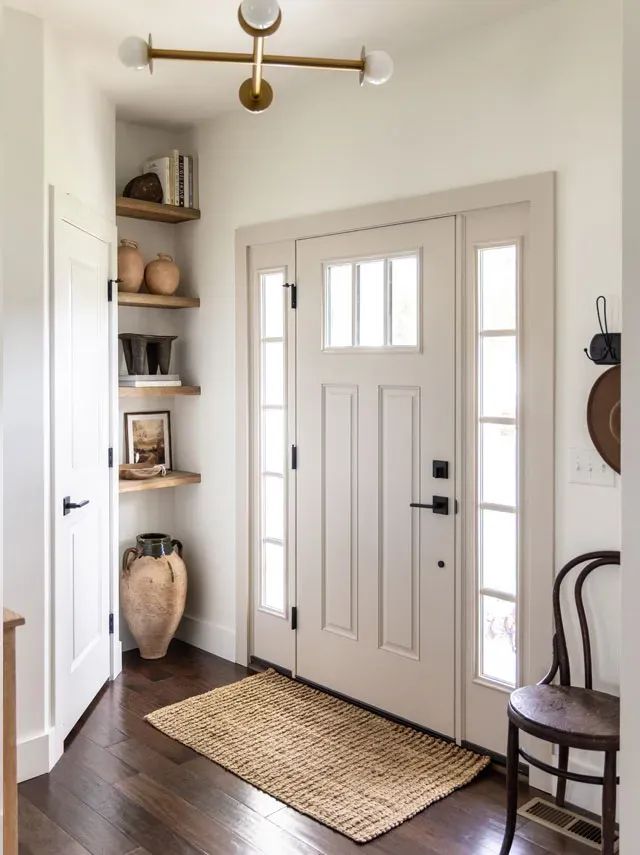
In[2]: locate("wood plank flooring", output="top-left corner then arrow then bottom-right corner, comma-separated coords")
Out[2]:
18,641 -> 593,854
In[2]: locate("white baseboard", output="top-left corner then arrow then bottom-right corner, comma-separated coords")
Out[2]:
175,613 -> 235,662
18,729 -> 59,782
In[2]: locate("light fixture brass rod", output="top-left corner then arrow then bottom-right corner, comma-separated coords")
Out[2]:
251,37 -> 264,99
149,47 -> 364,72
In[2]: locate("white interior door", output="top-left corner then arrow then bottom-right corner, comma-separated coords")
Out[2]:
53,196 -> 114,740
296,217 -> 456,734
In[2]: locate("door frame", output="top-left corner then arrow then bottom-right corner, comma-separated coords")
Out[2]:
235,173 -> 555,764
50,188 -> 120,763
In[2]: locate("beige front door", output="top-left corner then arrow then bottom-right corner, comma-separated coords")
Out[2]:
295,217 -> 456,734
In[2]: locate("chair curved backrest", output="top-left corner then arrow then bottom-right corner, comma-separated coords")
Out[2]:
540,550 -> 620,689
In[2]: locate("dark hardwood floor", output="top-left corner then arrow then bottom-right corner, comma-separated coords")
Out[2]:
18,641 -> 593,854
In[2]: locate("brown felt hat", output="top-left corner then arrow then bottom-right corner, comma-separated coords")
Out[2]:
587,365 -> 620,474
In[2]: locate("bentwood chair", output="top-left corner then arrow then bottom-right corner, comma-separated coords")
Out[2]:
500,550 -> 620,855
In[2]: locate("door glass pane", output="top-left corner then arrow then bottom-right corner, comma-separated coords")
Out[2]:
262,271 -> 284,338
479,245 -> 517,331
263,475 -> 284,541
263,341 -> 284,406
481,595 -> 516,685
391,255 -> 418,346
263,408 -> 284,474
263,542 -> 285,612
481,509 -> 516,595
357,259 -> 384,346
481,423 -> 516,506
326,263 -> 352,347
481,336 -> 516,418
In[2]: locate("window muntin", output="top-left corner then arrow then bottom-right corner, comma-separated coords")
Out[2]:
258,268 -> 287,614
476,243 -> 519,688
324,252 -> 419,349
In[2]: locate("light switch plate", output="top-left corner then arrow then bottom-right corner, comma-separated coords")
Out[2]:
569,447 -> 616,487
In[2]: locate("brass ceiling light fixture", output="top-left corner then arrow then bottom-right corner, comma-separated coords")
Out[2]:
119,0 -> 394,113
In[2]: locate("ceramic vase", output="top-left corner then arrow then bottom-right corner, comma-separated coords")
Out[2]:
117,239 -> 145,293
145,253 -> 180,296
121,533 -> 187,659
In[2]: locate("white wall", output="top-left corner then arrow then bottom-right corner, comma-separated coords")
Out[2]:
176,0 -> 622,804
2,8 -> 115,779
621,0 -> 640,847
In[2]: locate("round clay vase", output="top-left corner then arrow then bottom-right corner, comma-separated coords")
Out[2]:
121,533 -> 187,659
145,253 -> 180,296
117,239 -> 145,293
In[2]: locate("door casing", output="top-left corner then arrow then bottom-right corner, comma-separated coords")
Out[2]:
235,174 -> 555,775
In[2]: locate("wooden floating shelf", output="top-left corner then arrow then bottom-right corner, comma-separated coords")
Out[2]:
119,470 -> 201,494
119,385 -> 201,398
118,292 -> 200,309
116,196 -> 201,224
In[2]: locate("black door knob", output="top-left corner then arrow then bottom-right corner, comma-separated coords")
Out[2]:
63,496 -> 90,516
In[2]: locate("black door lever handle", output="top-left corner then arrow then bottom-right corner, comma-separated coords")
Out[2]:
63,496 -> 90,516
410,496 -> 449,515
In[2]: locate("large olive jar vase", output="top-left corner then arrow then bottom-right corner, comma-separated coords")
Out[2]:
121,533 -> 187,659
117,239 -> 144,293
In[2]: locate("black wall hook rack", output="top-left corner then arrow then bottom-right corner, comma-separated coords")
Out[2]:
584,295 -> 620,365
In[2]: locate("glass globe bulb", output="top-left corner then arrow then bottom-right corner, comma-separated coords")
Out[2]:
363,50 -> 394,85
118,36 -> 150,70
240,0 -> 280,30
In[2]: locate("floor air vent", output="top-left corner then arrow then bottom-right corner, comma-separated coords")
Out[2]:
518,797 -> 619,852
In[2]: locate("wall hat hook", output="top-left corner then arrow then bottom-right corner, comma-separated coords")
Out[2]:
584,295 -> 620,365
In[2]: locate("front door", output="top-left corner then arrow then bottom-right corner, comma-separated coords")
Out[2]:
296,217 -> 456,734
52,198 -> 114,740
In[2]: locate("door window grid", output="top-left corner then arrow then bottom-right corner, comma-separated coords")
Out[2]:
324,252 -> 419,349
475,243 -> 519,688
259,269 -> 287,615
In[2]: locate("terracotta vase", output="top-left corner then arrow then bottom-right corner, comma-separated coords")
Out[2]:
145,253 -> 180,296
117,239 -> 145,293
121,533 -> 187,659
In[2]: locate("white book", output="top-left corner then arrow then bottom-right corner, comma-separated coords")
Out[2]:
184,156 -> 191,208
120,374 -> 180,381
144,156 -> 171,205
119,380 -> 182,388
172,149 -> 180,207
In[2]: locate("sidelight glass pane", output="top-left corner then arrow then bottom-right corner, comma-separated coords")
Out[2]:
481,336 -> 516,418
263,542 -> 285,612
391,255 -> 418,346
262,271 -> 284,338
263,475 -> 284,541
263,341 -> 284,406
263,408 -> 284,474
481,595 -> 516,685
326,263 -> 353,347
481,509 -> 517,596
479,244 -> 517,331
481,422 -> 516,507
357,259 -> 385,346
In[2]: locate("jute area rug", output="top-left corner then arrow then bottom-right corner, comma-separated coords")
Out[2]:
145,669 -> 490,843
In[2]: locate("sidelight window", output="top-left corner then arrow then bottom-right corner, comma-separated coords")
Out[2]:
324,252 -> 419,349
258,269 -> 288,614
476,243 -> 519,688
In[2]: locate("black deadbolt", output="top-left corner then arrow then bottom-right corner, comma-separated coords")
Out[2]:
433,460 -> 449,479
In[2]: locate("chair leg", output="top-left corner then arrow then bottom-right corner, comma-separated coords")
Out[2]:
601,751 -> 617,855
555,745 -> 569,807
500,720 -> 520,855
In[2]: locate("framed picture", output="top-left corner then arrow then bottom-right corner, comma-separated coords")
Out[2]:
125,411 -> 172,469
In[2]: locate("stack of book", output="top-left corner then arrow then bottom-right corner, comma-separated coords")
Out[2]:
119,374 -> 182,388
144,150 -> 197,208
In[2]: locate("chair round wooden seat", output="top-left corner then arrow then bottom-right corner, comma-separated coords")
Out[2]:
509,685 -> 619,751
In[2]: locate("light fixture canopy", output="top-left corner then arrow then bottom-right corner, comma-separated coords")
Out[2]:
118,4 -> 393,112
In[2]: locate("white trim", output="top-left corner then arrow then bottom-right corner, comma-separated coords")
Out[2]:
17,730 -> 57,783
235,174 -> 555,752
175,614 -> 236,662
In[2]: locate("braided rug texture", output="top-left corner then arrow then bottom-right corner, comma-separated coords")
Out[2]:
145,669 -> 490,842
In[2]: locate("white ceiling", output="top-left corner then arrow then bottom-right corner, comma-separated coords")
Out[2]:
10,0 -> 546,126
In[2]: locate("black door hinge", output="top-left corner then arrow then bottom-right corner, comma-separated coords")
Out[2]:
291,606 -> 298,631
109,613 -> 114,635
108,447 -> 113,468
291,445 -> 297,470
283,282 -> 297,309
108,279 -> 122,301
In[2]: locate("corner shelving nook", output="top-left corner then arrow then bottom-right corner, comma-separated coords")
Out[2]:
116,193 -> 201,493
